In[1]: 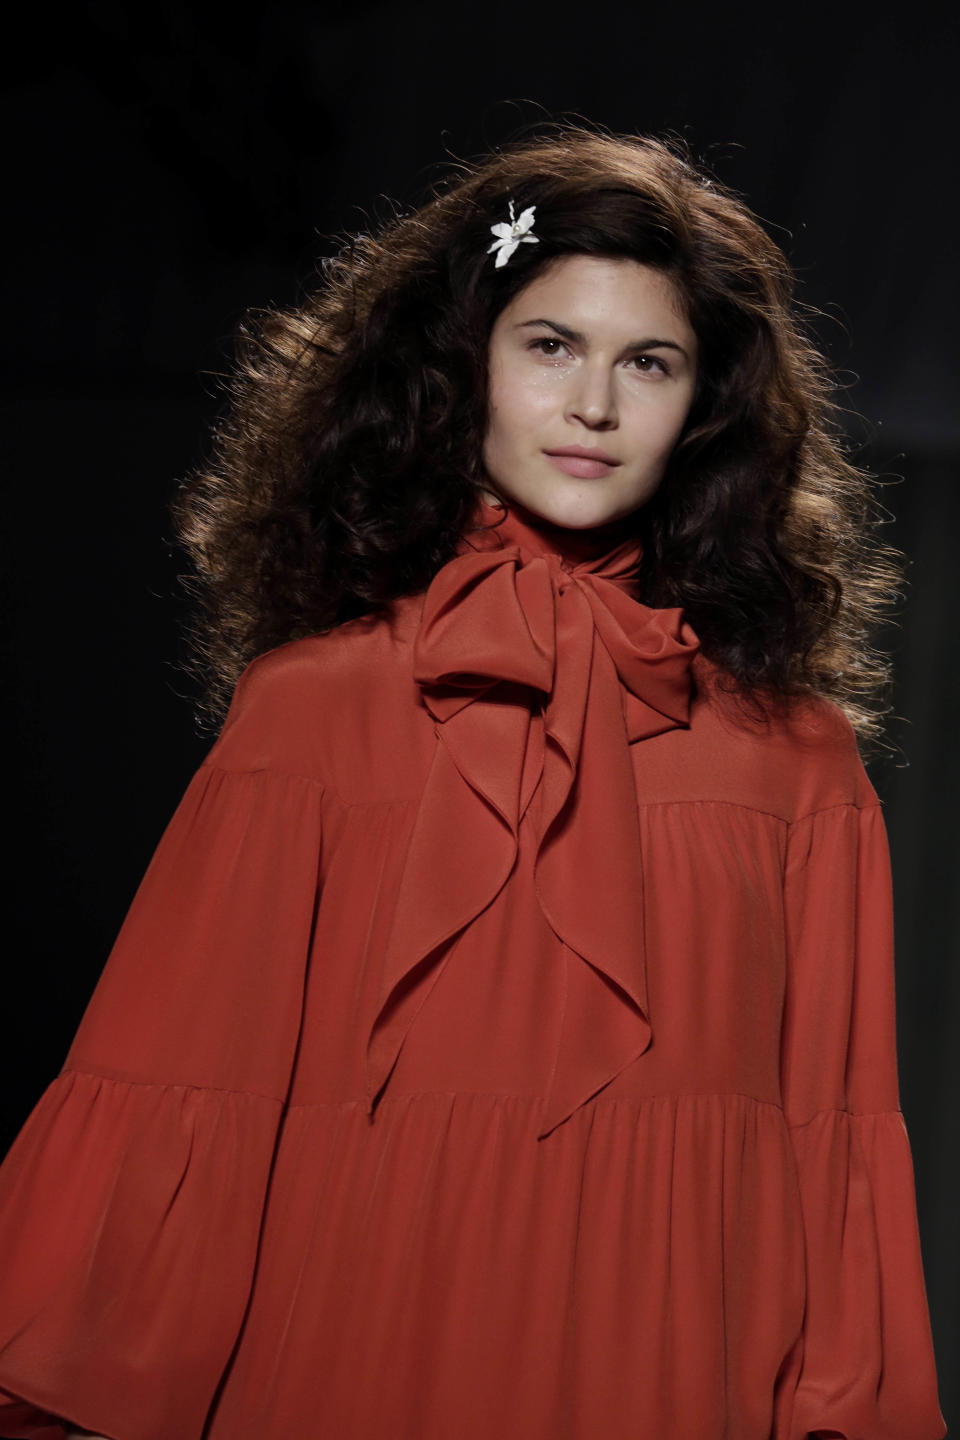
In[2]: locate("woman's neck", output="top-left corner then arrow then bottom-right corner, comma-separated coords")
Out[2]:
477,489 -> 639,564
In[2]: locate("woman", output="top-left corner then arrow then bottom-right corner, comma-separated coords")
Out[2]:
0,124 -> 947,1439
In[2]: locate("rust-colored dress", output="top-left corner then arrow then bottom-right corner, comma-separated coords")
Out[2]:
0,496 -> 946,1440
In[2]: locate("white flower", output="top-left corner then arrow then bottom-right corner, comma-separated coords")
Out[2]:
487,199 -> 539,268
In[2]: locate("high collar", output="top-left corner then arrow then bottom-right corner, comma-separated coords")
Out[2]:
455,494 -> 645,595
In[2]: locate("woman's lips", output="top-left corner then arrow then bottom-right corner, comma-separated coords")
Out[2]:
544,451 -> 618,479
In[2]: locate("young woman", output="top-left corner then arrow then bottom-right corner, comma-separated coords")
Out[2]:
0,125 -> 946,1440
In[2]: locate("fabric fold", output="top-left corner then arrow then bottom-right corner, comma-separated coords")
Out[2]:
780,796 -> 946,1439
784,1107 -> 945,1440
0,753 -> 326,1440
0,1073 -> 283,1440
364,496 -> 701,1138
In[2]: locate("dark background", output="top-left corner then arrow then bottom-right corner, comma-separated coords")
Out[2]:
4,0 -> 957,1427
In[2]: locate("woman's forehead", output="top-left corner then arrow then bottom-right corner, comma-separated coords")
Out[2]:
496,256 -> 694,343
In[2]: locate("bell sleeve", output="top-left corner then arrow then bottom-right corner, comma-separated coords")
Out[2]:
0,659 -> 326,1440
780,747 -> 947,1439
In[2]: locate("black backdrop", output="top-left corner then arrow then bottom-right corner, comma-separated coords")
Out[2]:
4,0 -> 958,1427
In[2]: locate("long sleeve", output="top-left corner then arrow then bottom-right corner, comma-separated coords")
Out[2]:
0,663 -> 326,1440
780,775 -> 947,1439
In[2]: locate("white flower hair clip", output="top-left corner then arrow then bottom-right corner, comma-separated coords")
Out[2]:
487,198 -> 539,269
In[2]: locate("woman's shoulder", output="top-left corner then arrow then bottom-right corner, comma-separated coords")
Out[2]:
201,598 -> 428,793
771,691 -> 878,816
232,597 -> 423,711
751,688 -> 876,819
680,660 -> 878,821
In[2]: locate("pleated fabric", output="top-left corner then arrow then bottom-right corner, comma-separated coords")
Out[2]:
0,496 -> 946,1440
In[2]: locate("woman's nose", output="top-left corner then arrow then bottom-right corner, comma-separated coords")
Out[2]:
564,364 -> 618,428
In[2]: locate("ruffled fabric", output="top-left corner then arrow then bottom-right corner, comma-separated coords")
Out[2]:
785,1107 -> 945,1440
203,1090 -> 809,1439
0,760 -> 326,1440
0,1072 -> 282,1439
365,495 -> 701,1138
779,799 -> 945,1439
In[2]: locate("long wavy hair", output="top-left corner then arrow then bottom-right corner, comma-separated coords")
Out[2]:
169,121 -> 905,760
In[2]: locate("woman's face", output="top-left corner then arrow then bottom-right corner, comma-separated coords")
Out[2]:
481,254 -> 699,532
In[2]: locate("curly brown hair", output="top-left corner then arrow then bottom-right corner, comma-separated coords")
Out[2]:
169,120 -> 905,761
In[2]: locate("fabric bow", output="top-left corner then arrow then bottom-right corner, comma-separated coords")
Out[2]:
364,497 -> 701,1139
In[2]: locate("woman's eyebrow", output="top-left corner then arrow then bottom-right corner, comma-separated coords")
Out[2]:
514,317 -> 689,360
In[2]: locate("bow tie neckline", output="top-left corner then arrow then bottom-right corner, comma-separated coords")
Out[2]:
364,494 -> 702,1139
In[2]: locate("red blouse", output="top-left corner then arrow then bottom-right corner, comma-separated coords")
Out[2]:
0,496 -> 946,1439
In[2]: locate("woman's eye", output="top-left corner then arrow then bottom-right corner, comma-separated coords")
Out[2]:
531,337 -> 566,357
631,354 -> 670,376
